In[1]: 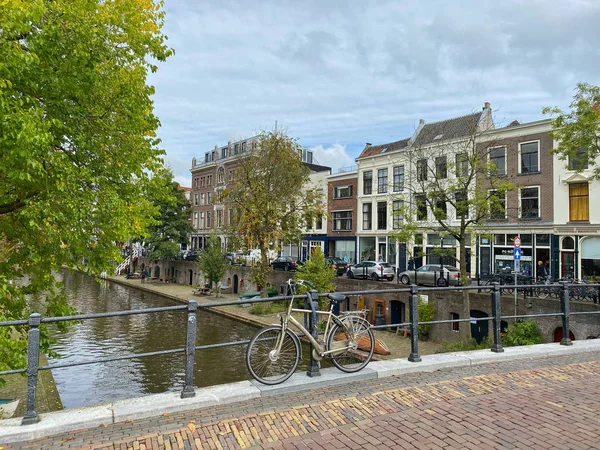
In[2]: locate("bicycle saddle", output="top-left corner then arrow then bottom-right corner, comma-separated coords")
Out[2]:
327,293 -> 346,303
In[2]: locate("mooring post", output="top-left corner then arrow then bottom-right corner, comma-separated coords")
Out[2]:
181,300 -> 198,398
491,282 -> 504,353
560,282 -> 573,346
22,313 -> 41,425
408,284 -> 421,362
306,290 -> 321,377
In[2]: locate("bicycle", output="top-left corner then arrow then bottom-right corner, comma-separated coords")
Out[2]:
246,279 -> 375,385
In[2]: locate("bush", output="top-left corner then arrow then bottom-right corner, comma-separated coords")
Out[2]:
439,338 -> 491,353
417,296 -> 435,337
502,320 -> 543,347
249,303 -> 268,315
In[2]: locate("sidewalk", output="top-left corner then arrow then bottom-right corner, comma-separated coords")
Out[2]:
2,339 -> 600,445
3,344 -> 600,448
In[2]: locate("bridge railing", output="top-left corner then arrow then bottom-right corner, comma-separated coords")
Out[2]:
1,281 -> 599,426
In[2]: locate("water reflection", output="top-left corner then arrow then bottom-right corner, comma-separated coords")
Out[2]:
49,271 -> 259,408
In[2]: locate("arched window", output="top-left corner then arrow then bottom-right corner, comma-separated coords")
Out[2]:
562,236 -> 575,250
217,167 -> 225,184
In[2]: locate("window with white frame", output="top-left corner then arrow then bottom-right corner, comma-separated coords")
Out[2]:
519,141 -> 539,173
363,171 -> 372,195
377,168 -> 388,194
362,203 -> 372,230
200,193 -> 205,205
489,147 -> 506,175
194,194 -> 198,206
393,165 -> 404,191
520,186 -> 539,219
334,185 -> 352,198
455,153 -> 469,177
221,147 -> 227,159
568,147 -> 588,170
217,210 -> 223,228
415,193 -> 427,221
193,212 -> 198,229
435,156 -> 447,179
207,192 -> 212,204
377,202 -> 387,230
454,191 -> 469,219
241,141 -> 247,153
200,211 -> 205,229
488,190 -> 506,220
392,200 -> 404,229
417,159 -> 427,181
332,211 -> 352,231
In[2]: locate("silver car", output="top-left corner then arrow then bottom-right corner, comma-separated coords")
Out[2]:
347,261 -> 395,281
398,264 -> 462,286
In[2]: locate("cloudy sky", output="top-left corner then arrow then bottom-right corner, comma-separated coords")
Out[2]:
148,0 -> 600,186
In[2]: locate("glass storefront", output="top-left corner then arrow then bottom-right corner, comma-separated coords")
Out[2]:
333,240 -> 356,264
581,237 -> 600,282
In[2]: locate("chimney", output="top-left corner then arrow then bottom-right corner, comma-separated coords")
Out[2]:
366,143 -> 372,147
419,119 -> 425,124
483,102 -> 490,110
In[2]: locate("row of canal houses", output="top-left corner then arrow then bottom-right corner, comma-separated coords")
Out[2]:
189,102 -> 600,283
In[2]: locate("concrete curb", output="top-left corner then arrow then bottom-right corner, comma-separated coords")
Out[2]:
2,340 -> 599,444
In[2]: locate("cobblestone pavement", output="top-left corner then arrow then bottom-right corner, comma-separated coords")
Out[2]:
5,352 -> 600,450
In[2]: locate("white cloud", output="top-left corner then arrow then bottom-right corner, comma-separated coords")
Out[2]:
150,0 -> 600,187
310,143 -> 355,173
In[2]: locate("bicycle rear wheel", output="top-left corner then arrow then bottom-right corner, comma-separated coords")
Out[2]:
327,316 -> 374,373
246,326 -> 300,385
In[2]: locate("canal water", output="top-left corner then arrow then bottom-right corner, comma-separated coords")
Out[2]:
48,271 -> 261,409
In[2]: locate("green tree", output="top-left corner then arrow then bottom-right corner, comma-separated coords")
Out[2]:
144,169 -> 192,262
543,83 -> 600,178
294,247 -> 335,308
0,0 -> 172,377
223,131 -> 325,294
197,234 -> 228,297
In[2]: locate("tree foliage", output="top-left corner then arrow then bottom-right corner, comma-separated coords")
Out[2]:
294,247 -> 335,308
0,0 -> 172,374
197,234 -> 228,297
543,82 -> 600,178
144,169 -> 192,261
223,131 -> 326,293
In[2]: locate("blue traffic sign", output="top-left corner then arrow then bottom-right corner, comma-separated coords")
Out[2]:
515,260 -> 521,271
514,248 -> 521,260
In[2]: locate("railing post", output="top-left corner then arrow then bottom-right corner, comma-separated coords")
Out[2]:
408,285 -> 421,362
181,300 -> 198,398
306,290 -> 321,377
560,282 -> 573,346
491,283 -> 504,353
22,313 -> 41,425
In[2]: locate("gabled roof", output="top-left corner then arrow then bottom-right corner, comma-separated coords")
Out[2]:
412,112 -> 482,147
357,138 -> 410,159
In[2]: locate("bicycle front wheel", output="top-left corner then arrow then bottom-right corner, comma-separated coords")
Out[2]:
327,316 -> 374,373
246,326 -> 300,385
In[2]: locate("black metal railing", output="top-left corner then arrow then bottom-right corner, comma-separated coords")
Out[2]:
1,282 -> 599,426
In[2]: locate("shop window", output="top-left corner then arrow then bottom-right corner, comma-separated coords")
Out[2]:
520,234 -> 532,246
536,234 -> 550,247
451,313 -> 459,332
569,182 -> 589,222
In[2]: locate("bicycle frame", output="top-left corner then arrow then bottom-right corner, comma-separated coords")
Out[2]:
273,292 -> 350,359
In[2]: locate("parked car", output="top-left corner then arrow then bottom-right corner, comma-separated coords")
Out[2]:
325,257 -> 349,276
271,256 -> 300,271
347,261 -> 395,281
184,251 -> 198,261
224,252 -> 242,265
398,264 -> 462,286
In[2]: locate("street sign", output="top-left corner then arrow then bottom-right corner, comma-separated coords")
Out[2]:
515,260 -> 521,271
514,248 -> 522,260
514,236 -> 521,248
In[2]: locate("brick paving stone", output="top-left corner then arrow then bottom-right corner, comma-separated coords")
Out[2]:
5,353 -> 600,449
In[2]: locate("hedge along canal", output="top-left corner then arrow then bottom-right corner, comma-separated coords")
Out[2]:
42,270 -> 265,409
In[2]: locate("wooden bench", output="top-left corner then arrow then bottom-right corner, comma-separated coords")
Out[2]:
192,287 -> 211,296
